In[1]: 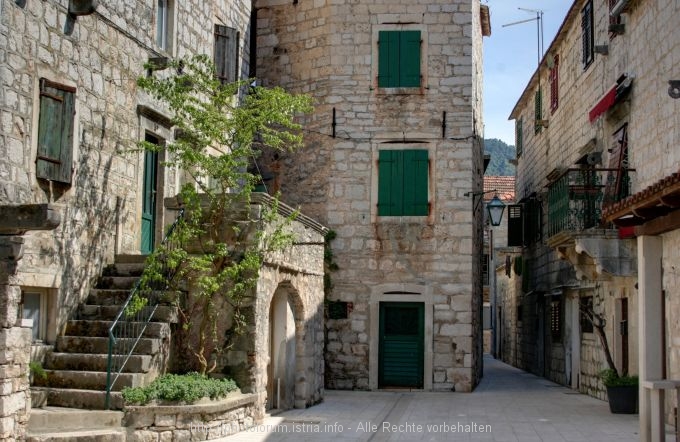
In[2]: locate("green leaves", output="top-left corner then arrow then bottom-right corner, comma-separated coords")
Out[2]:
121,372 -> 238,405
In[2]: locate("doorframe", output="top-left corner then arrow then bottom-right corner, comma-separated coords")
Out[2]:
378,301 -> 425,388
369,283 -> 433,390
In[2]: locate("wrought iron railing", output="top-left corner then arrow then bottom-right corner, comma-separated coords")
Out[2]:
547,168 -> 633,238
105,208 -> 185,409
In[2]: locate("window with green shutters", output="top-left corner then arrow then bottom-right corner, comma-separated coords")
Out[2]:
534,88 -> 542,134
378,30 -> 421,88
515,118 -> 523,158
378,149 -> 428,216
36,79 -> 75,184
581,0 -> 594,68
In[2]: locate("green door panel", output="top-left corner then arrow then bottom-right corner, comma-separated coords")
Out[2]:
141,134 -> 159,254
379,302 -> 424,388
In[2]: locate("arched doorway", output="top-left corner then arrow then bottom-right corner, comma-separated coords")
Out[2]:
267,286 -> 298,411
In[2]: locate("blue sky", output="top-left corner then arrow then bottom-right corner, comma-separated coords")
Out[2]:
483,0 -> 574,145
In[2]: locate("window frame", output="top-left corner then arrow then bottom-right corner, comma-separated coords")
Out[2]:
156,0 -> 175,54
377,149 -> 429,217
581,0 -> 594,69
21,290 -> 47,342
372,25 -> 427,94
36,78 -> 76,184
214,24 -> 240,86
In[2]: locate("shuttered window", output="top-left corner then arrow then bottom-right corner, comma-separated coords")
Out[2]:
551,300 -> 562,341
378,31 -> 421,88
515,118 -> 523,158
582,1 -> 594,68
549,54 -> 559,113
534,88 -> 543,134
507,204 -> 523,247
36,79 -> 75,184
214,24 -> 240,85
378,149 -> 428,216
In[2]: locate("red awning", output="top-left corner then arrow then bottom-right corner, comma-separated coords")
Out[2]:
588,84 -> 617,122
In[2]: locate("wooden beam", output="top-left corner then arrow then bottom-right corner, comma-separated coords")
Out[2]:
635,209 -> 680,236
633,206 -> 672,220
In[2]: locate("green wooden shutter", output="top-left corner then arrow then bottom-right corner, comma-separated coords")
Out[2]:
214,25 -> 239,85
37,80 -> 74,184
378,150 -> 396,215
402,150 -> 428,215
378,31 -> 400,87
399,31 -> 421,87
534,88 -> 542,134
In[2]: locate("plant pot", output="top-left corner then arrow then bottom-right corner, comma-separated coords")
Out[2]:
606,385 -> 638,414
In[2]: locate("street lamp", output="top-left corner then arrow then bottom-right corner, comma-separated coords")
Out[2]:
486,195 -> 506,227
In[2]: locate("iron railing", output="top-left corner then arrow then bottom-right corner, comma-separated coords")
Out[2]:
105,208 -> 185,409
547,168 -> 633,238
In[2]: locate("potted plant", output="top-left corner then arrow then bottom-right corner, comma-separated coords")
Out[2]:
581,292 -> 638,414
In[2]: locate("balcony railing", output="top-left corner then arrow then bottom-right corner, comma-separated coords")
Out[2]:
547,168 -> 633,239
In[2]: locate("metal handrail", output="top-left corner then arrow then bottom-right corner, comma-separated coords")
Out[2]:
105,208 -> 185,409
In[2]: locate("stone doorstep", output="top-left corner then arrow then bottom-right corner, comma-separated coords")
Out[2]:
28,407 -> 124,432
26,427 -> 126,442
31,388 -> 124,410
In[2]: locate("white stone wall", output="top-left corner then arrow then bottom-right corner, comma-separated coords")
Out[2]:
255,0 -> 485,392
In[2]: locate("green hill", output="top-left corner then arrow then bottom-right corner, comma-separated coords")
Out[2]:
484,138 -> 516,176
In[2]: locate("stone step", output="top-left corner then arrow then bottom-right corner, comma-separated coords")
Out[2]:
45,353 -> 152,373
28,407 -> 123,432
114,254 -> 148,264
105,262 -> 145,277
31,387 -> 124,410
26,428 -> 126,442
87,290 -> 130,306
55,336 -> 161,355
97,276 -> 139,290
33,370 -> 145,391
65,320 -> 170,338
79,304 -> 178,323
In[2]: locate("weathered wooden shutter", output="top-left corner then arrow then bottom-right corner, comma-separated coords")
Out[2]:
581,2 -> 593,66
36,79 -> 74,184
550,54 -> 559,112
515,118 -> 523,158
507,204 -> 524,247
534,88 -> 542,134
399,31 -> 421,87
378,31 -> 399,87
378,150 -> 397,215
402,149 -> 428,215
214,24 -> 239,85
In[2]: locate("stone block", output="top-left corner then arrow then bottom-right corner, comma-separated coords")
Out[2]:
0,392 -> 25,417
131,430 -> 159,442
154,414 -> 176,427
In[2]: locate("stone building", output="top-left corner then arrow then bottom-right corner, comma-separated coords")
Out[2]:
504,0 -> 678,438
254,1 -> 491,392
0,0 -> 325,438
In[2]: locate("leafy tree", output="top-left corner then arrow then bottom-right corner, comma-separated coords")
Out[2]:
133,55 -> 312,375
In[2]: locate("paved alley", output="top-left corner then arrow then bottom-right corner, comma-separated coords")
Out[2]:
221,356 -> 647,441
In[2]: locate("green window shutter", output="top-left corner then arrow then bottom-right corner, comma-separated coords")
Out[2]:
378,150 -> 397,215
534,88 -> 542,134
399,31 -> 421,87
402,149 -> 428,215
214,25 -> 239,85
515,118 -> 523,158
37,80 -> 74,184
378,31 -> 399,87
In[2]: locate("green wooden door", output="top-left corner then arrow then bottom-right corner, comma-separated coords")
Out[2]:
141,134 -> 159,254
379,302 -> 424,388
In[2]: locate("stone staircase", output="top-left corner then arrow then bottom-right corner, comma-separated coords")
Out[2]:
31,255 -> 177,411
27,407 -> 126,442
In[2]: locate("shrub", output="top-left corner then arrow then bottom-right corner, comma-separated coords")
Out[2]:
121,372 -> 238,405
599,369 -> 638,387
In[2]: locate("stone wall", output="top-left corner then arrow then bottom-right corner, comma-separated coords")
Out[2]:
123,393 -> 257,441
255,0 -> 486,393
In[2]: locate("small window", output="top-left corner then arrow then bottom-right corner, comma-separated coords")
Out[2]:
214,24 -> 240,85
156,0 -> 174,52
21,291 -> 46,342
581,1 -> 594,68
549,54 -> 559,113
515,118 -> 523,158
378,149 -> 428,216
482,254 -> 490,286
580,296 -> 594,333
378,31 -> 421,88
534,88 -> 543,134
550,299 -> 562,341
37,79 -> 75,184
507,204 -> 523,247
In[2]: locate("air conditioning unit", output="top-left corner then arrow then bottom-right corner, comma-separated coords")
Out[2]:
69,0 -> 98,16
595,45 -> 609,56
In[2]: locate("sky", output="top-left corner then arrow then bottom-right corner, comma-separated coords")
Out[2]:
483,0 -> 574,146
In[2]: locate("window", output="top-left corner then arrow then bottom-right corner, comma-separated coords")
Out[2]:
378,31 -> 421,88
534,88 -> 543,134
580,296 -> 594,333
549,54 -> 559,113
378,149 -> 428,216
214,24 -> 240,85
156,0 -> 173,52
515,118 -> 523,158
482,254 -> 490,286
36,79 -> 75,184
581,0 -> 594,68
550,300 -> 562,341
21,291 -> 46,342
507,204 -> 523,247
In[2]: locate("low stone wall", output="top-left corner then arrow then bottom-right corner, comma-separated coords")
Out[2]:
123,393 -> 257,441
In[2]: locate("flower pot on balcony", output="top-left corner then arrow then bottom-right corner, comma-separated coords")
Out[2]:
605,385 -> 638,414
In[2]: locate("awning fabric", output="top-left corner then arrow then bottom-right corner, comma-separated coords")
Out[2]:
589,84 -> 617,122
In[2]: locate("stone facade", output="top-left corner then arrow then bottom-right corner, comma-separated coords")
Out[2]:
254,0 -> 488,392
504,0 -> 678,421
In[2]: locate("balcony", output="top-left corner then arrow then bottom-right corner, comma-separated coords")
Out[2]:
546,168 -> 636,280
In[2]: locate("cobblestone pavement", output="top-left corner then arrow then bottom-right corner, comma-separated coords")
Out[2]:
222,356 -> 654,441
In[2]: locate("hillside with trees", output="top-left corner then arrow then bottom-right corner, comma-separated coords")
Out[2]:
484,138 -> 516,176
